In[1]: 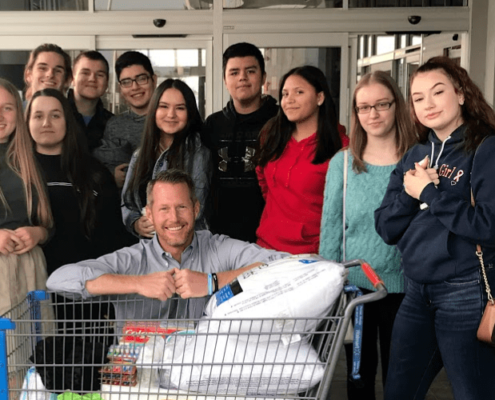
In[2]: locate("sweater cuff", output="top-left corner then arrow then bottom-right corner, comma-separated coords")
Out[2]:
399,189 -> 420,209
419,182 -> 437,205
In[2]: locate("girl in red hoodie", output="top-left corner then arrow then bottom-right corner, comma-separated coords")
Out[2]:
256,65 -> 347,254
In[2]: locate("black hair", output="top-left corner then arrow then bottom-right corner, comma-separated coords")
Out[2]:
222,42 -> 265,77
257,65 -> 342,167
26,88 -> 99,237
115,51 -> 154,81
73,50 -> 110,77
124,79 -> 204,210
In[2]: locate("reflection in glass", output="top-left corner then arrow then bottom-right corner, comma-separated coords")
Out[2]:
0,0 -> 88,10
223,0 -> 342,8
350,0 -> 465,6
376,36 -> 395,55
94,0 -> 213,10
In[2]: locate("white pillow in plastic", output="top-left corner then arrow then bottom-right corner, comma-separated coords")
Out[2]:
204,254 -> 346,341
159,331 -> 324,395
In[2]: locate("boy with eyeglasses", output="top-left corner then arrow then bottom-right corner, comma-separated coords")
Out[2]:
93,51 -> 157,188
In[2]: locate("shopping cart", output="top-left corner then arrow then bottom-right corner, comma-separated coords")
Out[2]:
0,258 -> 386,400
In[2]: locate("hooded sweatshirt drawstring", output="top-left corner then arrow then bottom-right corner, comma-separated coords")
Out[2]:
430,136 -> 451,169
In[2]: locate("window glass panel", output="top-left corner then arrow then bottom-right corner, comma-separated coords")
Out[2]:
223,0 -> 342,9
411,35 -> 422,45
94,0 -> 212,11
261,47 -> 342,120
349,0 -> 465,6
359,36 -> 365,59
0,47 -> 207,118
376,35 -> 395,55
0,0 -> 88,10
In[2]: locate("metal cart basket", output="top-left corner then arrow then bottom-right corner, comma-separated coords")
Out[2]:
0,259 -> 386,400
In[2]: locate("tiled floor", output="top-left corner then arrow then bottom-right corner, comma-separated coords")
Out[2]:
329,346 -> 454,399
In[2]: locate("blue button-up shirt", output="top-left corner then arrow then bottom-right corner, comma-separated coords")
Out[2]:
47,230 -> 288,321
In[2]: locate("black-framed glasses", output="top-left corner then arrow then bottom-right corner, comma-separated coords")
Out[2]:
355,101 -> 395,114
119,74 -> 150,88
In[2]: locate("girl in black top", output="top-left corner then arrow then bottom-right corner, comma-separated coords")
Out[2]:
0,78 -> 52,316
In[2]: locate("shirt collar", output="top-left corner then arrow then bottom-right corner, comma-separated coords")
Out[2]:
151,232 -> 198,261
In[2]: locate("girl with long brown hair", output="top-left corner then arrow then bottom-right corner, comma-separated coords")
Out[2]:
320,71 -> 416,399
0,78 -> 52,315
376,56 -> 495,399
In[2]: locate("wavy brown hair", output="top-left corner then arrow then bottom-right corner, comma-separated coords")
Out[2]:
0,78 -> 52,228
409,56 -> 495,151
350,71 -> 416,173
23,43 -> 72,101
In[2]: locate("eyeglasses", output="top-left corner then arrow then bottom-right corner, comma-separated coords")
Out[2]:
119,74 -> 150,89
355,101 -> 395,114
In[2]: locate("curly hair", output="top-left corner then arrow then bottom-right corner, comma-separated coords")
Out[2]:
409,56 -> 495,152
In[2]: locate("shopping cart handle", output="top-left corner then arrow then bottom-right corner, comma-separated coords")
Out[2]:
361,262 -> 384,289
341,259 -> 386,291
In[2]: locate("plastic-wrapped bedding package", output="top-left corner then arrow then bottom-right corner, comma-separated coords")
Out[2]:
204,254 -> 347,342
159,330 -> 324,395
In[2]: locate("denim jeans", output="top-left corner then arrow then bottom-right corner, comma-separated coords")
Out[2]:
384,265 -> 495,400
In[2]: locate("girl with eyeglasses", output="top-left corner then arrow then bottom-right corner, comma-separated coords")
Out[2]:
122,79 -> 211,237
375,57 -> 495,399
255,65 -> 347,254
320,71 -> 416,399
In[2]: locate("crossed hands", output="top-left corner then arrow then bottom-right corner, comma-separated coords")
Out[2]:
135,268 -> 209,301
0,227 -> 47,256
403,156 -> 440,200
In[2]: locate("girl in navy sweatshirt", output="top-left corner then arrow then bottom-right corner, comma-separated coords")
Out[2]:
375,57 -> 495,399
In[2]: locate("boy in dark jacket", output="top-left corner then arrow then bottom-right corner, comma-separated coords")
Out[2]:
204,42 -> 278,242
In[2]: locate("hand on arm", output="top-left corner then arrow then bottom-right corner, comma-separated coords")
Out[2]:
133,215 -> 155,238
85,270 -> 176,301
13,227 -> 48,255
404,161 -> 438,200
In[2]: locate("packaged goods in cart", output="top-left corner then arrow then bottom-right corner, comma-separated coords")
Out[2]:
107,343 -> 142,363
204,254 -> 347,342
120,320 -> 194,344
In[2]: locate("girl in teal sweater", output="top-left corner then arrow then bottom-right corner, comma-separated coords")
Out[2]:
319,71 -> 416,400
